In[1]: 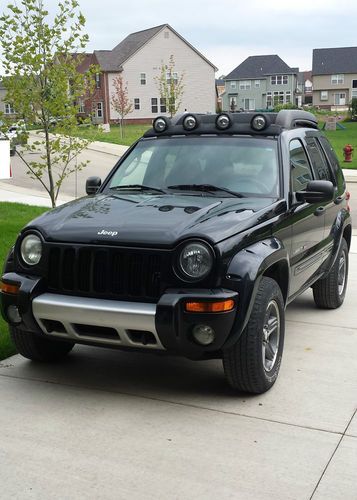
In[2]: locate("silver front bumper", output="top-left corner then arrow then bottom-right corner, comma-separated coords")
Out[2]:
32,293 -> 164,350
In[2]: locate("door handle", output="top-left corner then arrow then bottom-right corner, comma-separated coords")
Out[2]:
314,206 -> 325,216
334,196 -> 344,205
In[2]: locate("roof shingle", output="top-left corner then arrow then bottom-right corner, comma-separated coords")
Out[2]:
225,55 -> 296,80
312,47 -> 357,75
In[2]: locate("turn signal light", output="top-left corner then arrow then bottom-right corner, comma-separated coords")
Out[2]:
0,281 -> 20,295
185,299 -> 235,313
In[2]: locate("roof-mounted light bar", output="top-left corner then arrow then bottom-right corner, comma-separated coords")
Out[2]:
153,116 -> 170,133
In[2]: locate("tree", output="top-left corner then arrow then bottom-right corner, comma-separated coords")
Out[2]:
156,55 -> 184,117
110,75 -> 133,138
0,0 -> 97,207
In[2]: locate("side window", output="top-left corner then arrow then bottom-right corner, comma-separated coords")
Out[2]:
318,136 -> 345,189
305,137 -> 334,183
290,139 -> 313,191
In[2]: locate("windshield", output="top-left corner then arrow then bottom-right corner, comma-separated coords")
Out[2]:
107,136 -> 280,197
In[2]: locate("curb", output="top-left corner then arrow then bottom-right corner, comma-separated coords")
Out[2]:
343,169 -> 357,183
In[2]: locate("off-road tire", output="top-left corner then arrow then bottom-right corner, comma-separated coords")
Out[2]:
222,277 -> 285,394
10,326 -> 74,362
313,239 -> 349,309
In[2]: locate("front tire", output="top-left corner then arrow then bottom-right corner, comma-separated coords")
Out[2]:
223,277 -> 285,394
313,238 -> 349,309
10,326 -> 74,362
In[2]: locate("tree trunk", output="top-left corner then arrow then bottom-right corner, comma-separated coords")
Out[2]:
43,122 -> 56,208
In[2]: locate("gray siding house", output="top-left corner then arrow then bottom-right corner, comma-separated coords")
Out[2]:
312,47 -> 357,110
0,79 -> 16,119
222,55 -> 299,111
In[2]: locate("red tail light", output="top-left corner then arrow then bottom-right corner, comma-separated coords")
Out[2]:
346,191 -> 351,212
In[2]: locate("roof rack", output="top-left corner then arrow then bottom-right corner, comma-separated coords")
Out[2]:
143,110 -> 319,138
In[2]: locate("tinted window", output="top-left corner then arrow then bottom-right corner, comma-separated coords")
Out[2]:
319,136 -> 345,189
108,137 -> 280,197
290,139 -> 313,191
306,137 -> 334,183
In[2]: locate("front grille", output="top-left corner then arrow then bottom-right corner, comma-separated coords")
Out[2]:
46,244 -> 166,302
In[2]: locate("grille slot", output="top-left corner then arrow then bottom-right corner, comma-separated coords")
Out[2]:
46,245 -> 164,301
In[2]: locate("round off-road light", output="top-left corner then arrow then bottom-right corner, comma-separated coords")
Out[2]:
192,324 -> 215,346
179,241 -> 213,280
7,305 -> 22,324
182,114 -> 198,131
251,114 -> 267,131
20,234 -> 42,266
216,113 -> 231,130
153,117 -> 168,133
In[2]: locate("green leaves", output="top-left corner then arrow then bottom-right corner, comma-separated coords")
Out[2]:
0,0 -> 95,207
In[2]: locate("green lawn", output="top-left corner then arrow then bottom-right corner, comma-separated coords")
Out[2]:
71,123 -> 151,147
0,202 -> 48,360
321,121 -> 357,169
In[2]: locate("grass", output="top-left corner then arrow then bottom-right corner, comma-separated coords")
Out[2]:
321,121 -> 357,169
0,202 -> 48,360
71,123 -> 151,147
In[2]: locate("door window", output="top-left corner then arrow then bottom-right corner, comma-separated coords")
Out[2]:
305,137 -> 334,183
290,139 -> 313,191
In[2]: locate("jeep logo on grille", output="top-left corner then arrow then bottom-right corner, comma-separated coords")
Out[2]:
97,230 -> 118,236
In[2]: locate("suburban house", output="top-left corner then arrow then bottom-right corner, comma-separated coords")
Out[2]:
215,78 -> 225,111
79,24 -> 217,124
301,70 -> 313,105
0,79 -> 16,120
222,55 -> 299,111
312,47 -> 357,110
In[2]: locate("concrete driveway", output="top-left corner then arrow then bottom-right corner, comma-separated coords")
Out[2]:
0,143 -> 356,499
0,245 -> 356,499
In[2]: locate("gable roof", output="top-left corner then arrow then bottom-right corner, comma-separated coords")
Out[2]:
94,24 -> 217,72
312,47 -> 357,75
225,55 -> 297,80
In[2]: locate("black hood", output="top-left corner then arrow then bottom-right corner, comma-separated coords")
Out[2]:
25,193 -> 277,246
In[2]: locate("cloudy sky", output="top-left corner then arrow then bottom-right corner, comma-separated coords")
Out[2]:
1,0 -> 357,75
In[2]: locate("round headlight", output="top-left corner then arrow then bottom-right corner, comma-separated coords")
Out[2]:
251,114 -> 267,131
183,114 -> 198,131
216,113 -> 231,130
153,117 -> 168,133
20,234 -> 42,266
179,242 -> 213,280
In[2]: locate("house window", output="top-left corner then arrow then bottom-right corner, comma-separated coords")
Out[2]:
331,74 -> 344,84
96,102 -> 103,118
320,91 -> 328,101
334,93 -> 346,105
266,92 -> 272,108
271,75 -> 288,85
151,98 -> 158,113
285,91 -> 291,103
4,103 -> 15,114
351,80 -> 357,99
78,99 -> 85,113
230,81 -> 237,89
95,73 -> 101,89
239,80 -> 251,90
229,96 -> 237,111
254,80 -> 260,88
242,98 -> 255,110
166,71 -> 178,84
140,73 -> 146,85
134,98 -> 140,110
160,98 -> 166,113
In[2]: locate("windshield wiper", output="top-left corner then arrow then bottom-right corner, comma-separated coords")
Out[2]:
109,184 -> 167,194
167,184 -> 245,198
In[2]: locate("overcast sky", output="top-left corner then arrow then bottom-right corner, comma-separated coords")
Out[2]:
1,0 -> 357,75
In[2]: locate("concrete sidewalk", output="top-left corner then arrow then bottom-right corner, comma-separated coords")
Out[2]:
0,241 -> 356,498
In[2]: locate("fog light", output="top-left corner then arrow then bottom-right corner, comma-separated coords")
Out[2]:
251,114 -> 267,131
153,117 -> 169,133
7,305 -> 22,324
183,114 -> 198,131
216,113 -> 231,130
192,324 -> 215,346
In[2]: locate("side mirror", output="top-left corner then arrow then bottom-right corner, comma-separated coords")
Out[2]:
296,180 -> 334,204
86,176 -> 102,195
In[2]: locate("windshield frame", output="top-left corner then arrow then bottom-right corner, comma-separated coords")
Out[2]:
100,135 -> 282,199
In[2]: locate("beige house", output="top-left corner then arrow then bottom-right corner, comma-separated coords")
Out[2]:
312,47 -> 357,110
94,24 -> 217,123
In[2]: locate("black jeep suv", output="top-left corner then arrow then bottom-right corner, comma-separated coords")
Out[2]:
0,110 -> 352,394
